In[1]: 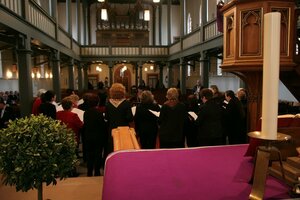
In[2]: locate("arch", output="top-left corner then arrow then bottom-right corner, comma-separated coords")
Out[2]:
113,65 -> 132,91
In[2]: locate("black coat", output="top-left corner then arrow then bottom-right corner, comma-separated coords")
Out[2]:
196,99 -> 223,146
134,102 -> 160,149
83,107 -> 107,148
223,97 -> 246,144
105,99 -> 133,155
0,105 -> 15,129
158,101 -> 188,148
105,99 -> 133,131
39,102 -> 56,119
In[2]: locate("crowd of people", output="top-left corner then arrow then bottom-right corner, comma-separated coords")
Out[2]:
0,82 -> 250,177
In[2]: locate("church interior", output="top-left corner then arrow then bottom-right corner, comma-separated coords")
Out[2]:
0,0 -> 300,199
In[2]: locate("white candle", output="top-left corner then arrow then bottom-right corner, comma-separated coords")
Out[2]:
261,12 -> 281,140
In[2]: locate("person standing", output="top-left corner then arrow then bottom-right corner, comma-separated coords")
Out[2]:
0,98 -> 16,129
97,81 -> 108,112
105,83 -> 133,156
104,77 -> 109,89
196,88 -> 223,146
223,90 -> 246,144
158,88 -> 188,148
32,89 -> 46,115
134,90 -> 160,149
83,94 -> 107,176
184,94 -> 199,147
39,90 -> 57,119
210,85 -> 224,105
192,80 -> 204,101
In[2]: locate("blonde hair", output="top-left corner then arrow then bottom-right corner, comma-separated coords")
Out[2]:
68,94 -> 80,104
109,83 -> 126,99
166,88 -> 179,101
140,90 -> 154,104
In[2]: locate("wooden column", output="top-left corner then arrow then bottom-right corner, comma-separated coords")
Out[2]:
16,34 -> 33,117
51,50 -> 61,101
77,62 -> 83,91
68,58 -> 75,90
83,64 -> 89,90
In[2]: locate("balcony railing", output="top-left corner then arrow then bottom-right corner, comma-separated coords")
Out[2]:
57,27 -> 71,49
169,41 -> 181,55
0,0 -> 21,16
72,40 -> 80,55
204,19 -> 222,41
81,46 -> 168,57
112,47 -> 140,56
28,1 -> 55,38
81,47 -> 110,56
183,28 -> 201,50
1,1 -> 223,59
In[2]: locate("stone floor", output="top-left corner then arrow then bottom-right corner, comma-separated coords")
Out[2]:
0,176 -> 103,200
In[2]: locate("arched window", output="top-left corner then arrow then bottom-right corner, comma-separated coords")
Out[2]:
187,13 -> 192,33
187,61 -> 191,76
217,57 -> 222,76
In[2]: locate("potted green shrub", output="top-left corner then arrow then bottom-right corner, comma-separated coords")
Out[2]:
0,114 -> 78,200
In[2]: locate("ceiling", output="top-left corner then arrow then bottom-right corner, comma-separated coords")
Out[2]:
104,0 -> 180,4
0,23 -> 17,50
57,0 -> 180,5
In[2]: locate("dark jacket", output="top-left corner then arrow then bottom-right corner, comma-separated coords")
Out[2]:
39,102 -> 56,119
0,105 -> 16,129
105,99 -> 133,155
83,107 -> 107,148
105,99 -> 133,131
196,99 -> 223,145
158,100 -> 188,148
134,102 -> 160,149
223,97 -> 246,144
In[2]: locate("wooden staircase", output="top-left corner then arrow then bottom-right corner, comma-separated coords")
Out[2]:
269,157 -> 300,186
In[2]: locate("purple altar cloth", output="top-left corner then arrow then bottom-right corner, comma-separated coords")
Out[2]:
103,144 -> 290,200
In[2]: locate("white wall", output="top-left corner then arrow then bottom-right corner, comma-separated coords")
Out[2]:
209,75 -> 240,93
0,79 -> 54,97
279,81 -> 297,102
32,79 -> 53,96
0,79 -> 18,92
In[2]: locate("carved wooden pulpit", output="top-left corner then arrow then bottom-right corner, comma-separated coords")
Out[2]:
221,0 -> 297,131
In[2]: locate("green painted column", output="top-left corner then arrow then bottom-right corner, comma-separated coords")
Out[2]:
16,34 -> 33,117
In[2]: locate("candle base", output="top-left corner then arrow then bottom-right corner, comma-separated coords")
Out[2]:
248,131 -> 291,200
247,131 -> 291,141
